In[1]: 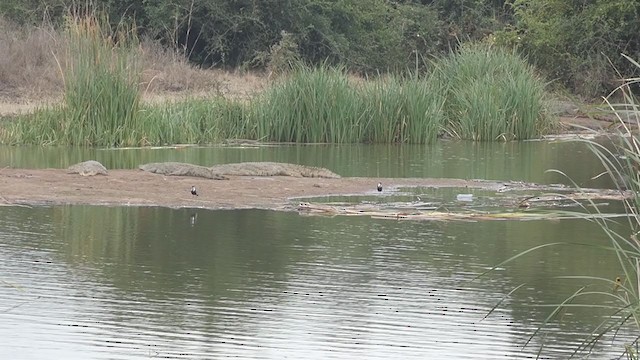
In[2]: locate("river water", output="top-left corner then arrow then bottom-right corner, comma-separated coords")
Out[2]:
0,141 -> 634,359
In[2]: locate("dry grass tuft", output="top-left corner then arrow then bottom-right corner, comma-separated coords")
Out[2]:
0,17 -> 63,101
138,39 -> 267,100
138,37 -> 221,94
0,16 -> 265,107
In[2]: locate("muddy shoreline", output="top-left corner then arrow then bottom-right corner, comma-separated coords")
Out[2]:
0,167 -> 556,211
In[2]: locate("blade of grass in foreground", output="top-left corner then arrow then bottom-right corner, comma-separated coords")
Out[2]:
484,55 -> 640,358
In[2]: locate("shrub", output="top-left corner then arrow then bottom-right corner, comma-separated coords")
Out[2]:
436,43 -> 552,140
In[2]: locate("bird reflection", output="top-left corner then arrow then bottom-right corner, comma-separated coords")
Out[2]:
190,212 -> 198,226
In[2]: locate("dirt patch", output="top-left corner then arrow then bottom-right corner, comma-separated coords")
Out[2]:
0,167 -> 553,211
0,99 -> 60,117
0,69 -> 268,117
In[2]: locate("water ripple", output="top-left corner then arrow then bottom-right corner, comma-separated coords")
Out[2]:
0,207 -> 634,359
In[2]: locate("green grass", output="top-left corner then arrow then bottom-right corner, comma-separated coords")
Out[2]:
249,49 -> 547,144
0,39 -> 553,146
62,15 -> 140,146
359,73 -> 446,143
249,67 -> 449,144
136,98 -> 248,145
437,43 -> 552,141
485,55 -> 640,358
251,65 -> 364,143
5,15 -> 142,146
578,60 -> 640,357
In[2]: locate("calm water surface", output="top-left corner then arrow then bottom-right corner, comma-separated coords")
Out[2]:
0,142 -> 632,359
0,141 -> 612,187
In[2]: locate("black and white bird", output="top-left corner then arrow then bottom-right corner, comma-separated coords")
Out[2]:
191,186 -> 198,196
377,182 -> 383,192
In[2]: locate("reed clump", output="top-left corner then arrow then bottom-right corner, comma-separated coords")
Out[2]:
1,39 -> 553,146
436,43 -> 553,141
249,46 -> 547,144
138,97 -> 247,145
359,74 -> 446,143
6,14 -> 142,146
64,16 -> 141,146
248,66 -> 449,144
250,66 -> 363,143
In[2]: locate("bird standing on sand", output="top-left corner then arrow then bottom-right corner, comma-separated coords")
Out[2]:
377,182 -> 383,192
191,186 -> 198,196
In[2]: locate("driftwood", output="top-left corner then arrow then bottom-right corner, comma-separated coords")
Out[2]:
139,161 -> 340,179
296,202 -> 627,222
67,160 -> 108,176
296,187 -> 633,222
222,139 -> 262,146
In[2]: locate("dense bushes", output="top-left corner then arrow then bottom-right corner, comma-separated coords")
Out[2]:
496,0 -> 640,98
0,0 -> 445,73
2,28 -> 552,146
1,0 -> 638,97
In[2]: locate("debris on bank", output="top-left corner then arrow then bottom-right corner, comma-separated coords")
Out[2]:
295,201 -> 626,222
295,187 -> 631,222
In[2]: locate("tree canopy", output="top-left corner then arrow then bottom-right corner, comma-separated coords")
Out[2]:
1,0 -> 638,97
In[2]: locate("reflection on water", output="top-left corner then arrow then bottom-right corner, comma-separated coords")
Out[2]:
0,140 -> 612,187
0,206 -> 633,359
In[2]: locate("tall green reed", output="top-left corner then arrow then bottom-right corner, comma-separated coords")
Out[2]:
138,97 -> 246,145
576,56 -> 640,358
60,14 -> 142,146
359,77 -> 403,143
437,43 -> 551,141
549,66 -> 640,357
252,66 -> 448,144
252,66 -> 365,143
486,55 -> 640,358
5,14 -> 142,146
402,74 -> 447,144
360,74 -> 446,143
250,45 -> 548,144
1,42 -> 553,146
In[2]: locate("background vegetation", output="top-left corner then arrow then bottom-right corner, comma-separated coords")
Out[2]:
0,0 -> 638,98
3,41 -> 551,146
